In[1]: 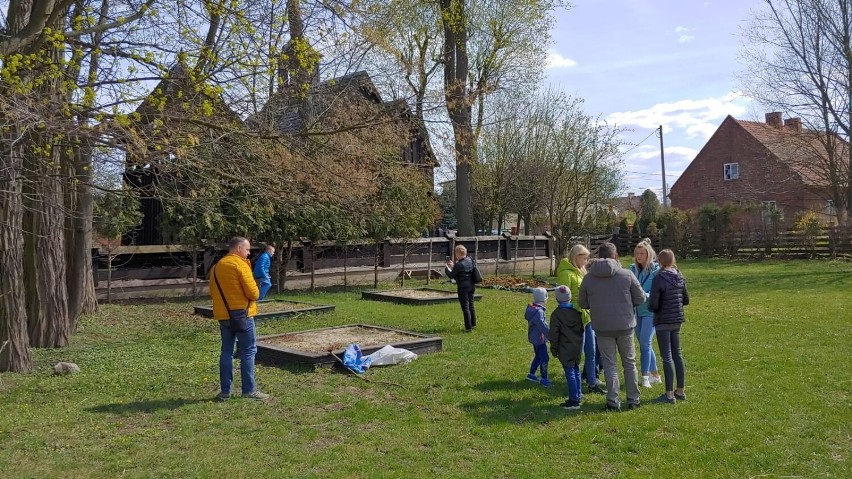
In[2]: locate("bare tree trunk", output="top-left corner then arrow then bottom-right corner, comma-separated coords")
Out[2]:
310,243 -> 316,293
343,243 -> 348,289
400,241 -> 408,287
0,0 -> 35,371
427,238 -> 433,285
24,141 -> 70,348
283,240 -> 293,291
192,245 -> 198,297
0,136 -> 33,372
23,5 -> 71,348
373,246 -> 380,289
440,0 -> 474,236
106,250 -> 113,304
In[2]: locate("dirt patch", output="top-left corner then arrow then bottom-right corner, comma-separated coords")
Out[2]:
374,290 -> 456,299
262,326 -> 420,353
479,275 -> 552,289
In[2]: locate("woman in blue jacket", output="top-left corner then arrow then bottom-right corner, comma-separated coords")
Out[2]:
629,239 -> 662,387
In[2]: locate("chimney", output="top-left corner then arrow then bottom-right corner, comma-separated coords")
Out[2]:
784,117 -> 802,132
765,112 -> 783,128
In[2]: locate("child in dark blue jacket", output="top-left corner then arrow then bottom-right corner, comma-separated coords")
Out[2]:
524,287 -> 551,387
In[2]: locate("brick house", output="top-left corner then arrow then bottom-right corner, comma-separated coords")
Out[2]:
669,112 -> 848,226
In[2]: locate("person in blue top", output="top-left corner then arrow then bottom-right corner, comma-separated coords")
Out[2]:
629,239 -> 662,387
524,287 -> 551,387
252,244 -> 275,301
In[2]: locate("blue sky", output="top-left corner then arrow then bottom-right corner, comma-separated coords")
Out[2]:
545,0 -> 765,199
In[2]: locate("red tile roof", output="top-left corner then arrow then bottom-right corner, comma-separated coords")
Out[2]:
735,119 -> 849,187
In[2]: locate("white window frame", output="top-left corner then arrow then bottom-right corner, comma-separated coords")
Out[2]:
724,162 -> 739,180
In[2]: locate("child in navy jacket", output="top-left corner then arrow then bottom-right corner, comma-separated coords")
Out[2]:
525,287 -> 551,387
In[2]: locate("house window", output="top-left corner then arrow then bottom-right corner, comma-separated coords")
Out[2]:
724,163 -> 739,180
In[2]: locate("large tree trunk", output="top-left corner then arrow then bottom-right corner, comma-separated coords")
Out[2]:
23,7 -> 71,348
0,137 -> 33,372
0,0 -> 34,372
24,138 -> 71,348
65,142 -> 98,325
63,0 -> 99,326
440,0 -> 474,236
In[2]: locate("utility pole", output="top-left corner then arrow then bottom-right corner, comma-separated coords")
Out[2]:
658,125 -> 668,208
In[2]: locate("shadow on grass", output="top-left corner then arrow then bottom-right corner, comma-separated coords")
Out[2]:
85,398 -> 209,415
458,379 -> 613,424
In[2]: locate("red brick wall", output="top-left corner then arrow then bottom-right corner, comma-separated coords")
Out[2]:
669,116 -> 807,225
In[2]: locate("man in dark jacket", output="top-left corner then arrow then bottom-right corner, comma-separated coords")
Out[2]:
445,245 -> 477,332
579,242 -> 646,411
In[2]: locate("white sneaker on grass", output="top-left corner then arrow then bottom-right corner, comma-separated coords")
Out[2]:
641,376 -> 651,388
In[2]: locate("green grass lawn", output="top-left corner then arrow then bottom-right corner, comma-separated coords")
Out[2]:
1,260 -> 850,478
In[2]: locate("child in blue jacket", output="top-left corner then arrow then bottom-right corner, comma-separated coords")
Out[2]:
525,287 -> 551,387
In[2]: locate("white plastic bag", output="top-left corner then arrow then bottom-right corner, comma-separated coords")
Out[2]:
365,345 -> 418,366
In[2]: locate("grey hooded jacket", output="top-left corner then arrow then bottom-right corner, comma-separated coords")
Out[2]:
578,258 -> 645,337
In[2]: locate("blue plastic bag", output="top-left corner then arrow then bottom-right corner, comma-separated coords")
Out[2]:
342,344 -> 373,374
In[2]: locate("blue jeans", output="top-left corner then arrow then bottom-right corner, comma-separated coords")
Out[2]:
583,324 -> 600,385
529,343 -> 549,380
256,278 -> 272,301
635,314 -> 657,374
219,319 -> 257,395
564,362 -> 582,402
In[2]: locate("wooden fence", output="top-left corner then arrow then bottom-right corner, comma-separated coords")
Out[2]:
613,226 -> 852,259
93,234 -> 556,283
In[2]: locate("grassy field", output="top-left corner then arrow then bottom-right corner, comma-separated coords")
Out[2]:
1,259 -> 850,478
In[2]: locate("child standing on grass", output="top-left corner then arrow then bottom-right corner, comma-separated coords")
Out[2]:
525,287 -> 551,387
648,249 -> 690,404
549,285 -> 585,409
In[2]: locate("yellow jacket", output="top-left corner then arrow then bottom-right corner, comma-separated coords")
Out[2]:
555,258 -> 590,324
210,253 -> 259,320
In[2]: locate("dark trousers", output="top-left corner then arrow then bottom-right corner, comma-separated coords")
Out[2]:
656,327 -> 685,391
457,287 -> 477,330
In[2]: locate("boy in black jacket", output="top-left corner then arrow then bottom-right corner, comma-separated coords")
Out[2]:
550,285 -> 585,410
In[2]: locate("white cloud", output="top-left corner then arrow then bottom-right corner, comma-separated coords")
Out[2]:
675,26 -> 695,43
546,51 -> 577,68
606,92 -> 749,140
630,145 -> 699,161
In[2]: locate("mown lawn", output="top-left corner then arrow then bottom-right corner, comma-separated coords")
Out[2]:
1,259 -> 850,478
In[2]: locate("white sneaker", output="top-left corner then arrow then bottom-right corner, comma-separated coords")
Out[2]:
650,375 -> 662,385
641,376 -> 651,388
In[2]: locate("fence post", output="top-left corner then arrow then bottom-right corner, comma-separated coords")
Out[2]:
302,240 -> 313,273
495,235 -> 501,276
513,236 -> 519,276
532,236 -> 536,276
829,225 -> 837,259
474,236 -> 479,264
427,238 -> 433,285
382,239 -> 392,267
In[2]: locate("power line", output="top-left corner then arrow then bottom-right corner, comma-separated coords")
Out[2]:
621,129 -> 658,156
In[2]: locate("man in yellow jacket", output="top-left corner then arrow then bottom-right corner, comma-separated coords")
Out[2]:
210,236 -> 269,401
